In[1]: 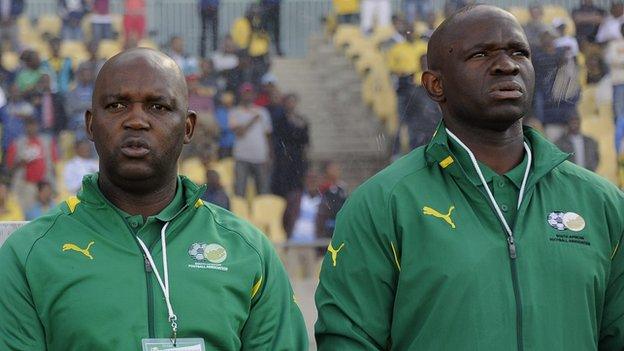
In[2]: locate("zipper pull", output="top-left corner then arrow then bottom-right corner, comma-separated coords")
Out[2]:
507,236 -> 517,259
144,255 -> 152,272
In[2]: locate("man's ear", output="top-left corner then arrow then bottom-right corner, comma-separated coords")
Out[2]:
184,110 -> 197,144
421,70 -> 446,103
85,109 -> 94,141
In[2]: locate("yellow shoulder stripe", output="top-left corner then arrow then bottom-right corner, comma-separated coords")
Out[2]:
439,156 -> 454,169
251,277 -> 263,299
194,199 -> 204,208
391,242 -> 401,272
611,241 -> 620,261
65,196 -> 81,213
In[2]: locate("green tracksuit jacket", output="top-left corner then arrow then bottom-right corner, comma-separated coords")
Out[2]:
315,124 -> 624,350
0,174 -> 308,350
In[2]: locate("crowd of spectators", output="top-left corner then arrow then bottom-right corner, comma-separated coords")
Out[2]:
0,0 -> 353,246
329,0 -> 624,178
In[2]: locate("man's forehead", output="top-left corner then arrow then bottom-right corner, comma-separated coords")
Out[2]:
448,12 -> 527,49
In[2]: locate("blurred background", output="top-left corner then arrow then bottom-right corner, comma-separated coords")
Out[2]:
0,0 -> 623,349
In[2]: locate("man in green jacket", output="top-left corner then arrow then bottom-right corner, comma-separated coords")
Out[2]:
315,5 -> 624,351
0,48 -> 308,350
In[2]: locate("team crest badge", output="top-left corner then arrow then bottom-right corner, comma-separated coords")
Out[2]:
547,211 -> 586,232
188,243 -> 227,263
188,243 -> 228,271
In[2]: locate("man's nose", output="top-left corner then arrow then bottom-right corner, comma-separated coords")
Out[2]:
492,53 -> 520,75
123,103 -> 150,130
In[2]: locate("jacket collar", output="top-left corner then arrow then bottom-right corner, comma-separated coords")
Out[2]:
425,121 -> 570,188
77,173 -> 207,221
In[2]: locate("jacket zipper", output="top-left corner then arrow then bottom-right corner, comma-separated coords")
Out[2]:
509,253 -> 523,351
143,254 -> 155,338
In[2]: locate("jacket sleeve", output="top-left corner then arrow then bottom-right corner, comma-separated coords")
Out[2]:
315,187 -> 399,350
0,239 -> 46,350
599,230 -> 624,350
240,235 -> 308,350
599,187 -> 624,351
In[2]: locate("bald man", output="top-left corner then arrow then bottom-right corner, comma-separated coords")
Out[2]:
0,48 -> 308,350
315,5 -> 624,350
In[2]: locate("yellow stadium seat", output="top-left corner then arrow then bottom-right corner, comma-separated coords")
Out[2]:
251,195 -> 287,243
370,25 -> 395,47
55,160 -> 72,201
38,14 -> 62,36
373,86 -> 397,129
81,14 -> 92,40
97,39 -> 122,59
345,37 -> 373,60
138,38 -> 159,50
230,196 -> 249,220
58,131 -> 76,160
179,157 -> 206,185
413,21 -> 430,38
333,24 -> 362,50
1,51 -> 19,71
355,51 -> 384,75
16,15 -> 30,31
16,16 -> 37,44
578,85 -> 598,118
212,158 -> 234,194
508,6 -> 530,24
111,14 -> 123,37
60,40 -> 89,68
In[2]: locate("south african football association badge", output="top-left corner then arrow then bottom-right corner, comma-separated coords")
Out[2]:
547,211 -> 586,232
188,243 -> 228,271
547,211 -> 590,246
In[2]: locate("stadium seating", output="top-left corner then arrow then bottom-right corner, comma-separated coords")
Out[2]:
37,14 -> 62,36
333,24 -> 361,51
230,196 -> 249,221
97,39 -> 123,59
1,51 -> 19,71
212,158 -> 234,194
543,5 -> 576,36
60,41 -> 89,68
251,195 -> 286,243
179,157 -> 206,185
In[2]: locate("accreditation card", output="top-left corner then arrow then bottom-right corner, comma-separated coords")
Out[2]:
141,338 -> 206,351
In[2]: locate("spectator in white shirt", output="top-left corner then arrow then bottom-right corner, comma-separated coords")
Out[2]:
606,22 -> 624,152
229,82 -> 272,196
212,35 -> 240,73
63,139 -> 99,194
553,18 -> 581,58
596,1 -> 624,43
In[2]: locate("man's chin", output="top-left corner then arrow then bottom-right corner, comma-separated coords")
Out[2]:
114,164 -> 158,183
481,108 -> 526,131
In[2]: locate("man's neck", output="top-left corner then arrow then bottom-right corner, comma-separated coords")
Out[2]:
98,173 -> 178,218
446,119 -> 525,175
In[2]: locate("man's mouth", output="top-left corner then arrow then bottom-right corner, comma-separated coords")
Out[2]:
489,82 -> 524,100
120,139 -> 150,158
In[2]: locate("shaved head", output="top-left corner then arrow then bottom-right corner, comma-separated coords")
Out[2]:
427,5 -> 522,71
86,47 -> 196,194
94,48 -> 188,109
421,4 -> 534,133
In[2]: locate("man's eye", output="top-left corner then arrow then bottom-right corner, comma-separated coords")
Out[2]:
150,104 -> 169,111
105,102 -> 125,111
470,52 -> 486,59
512,50 -> 530,57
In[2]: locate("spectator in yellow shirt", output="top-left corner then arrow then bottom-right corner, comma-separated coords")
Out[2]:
386,29 -> 428,149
